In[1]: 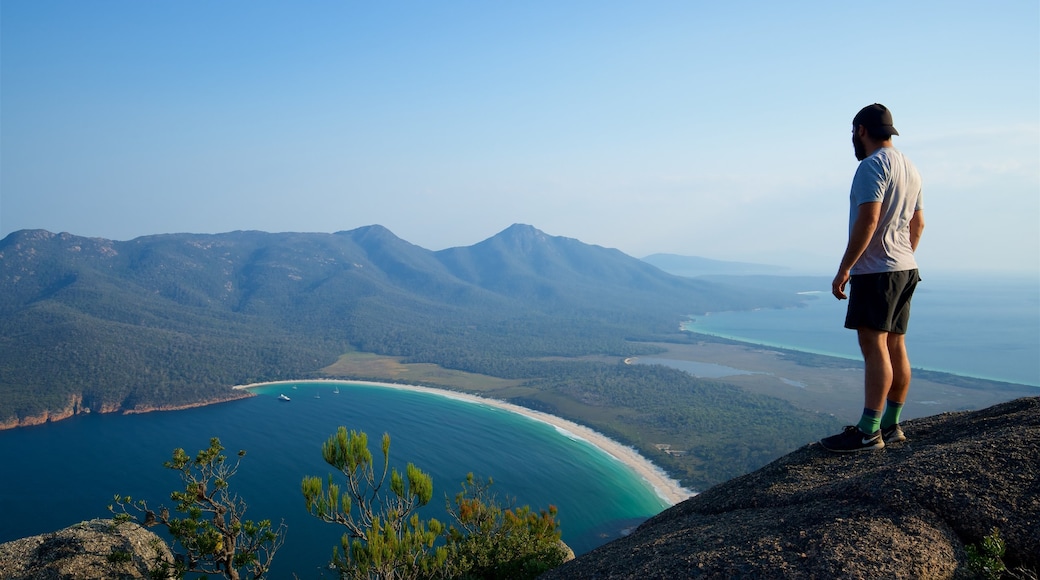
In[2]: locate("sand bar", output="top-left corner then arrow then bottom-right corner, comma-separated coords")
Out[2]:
234,379 -> 694,505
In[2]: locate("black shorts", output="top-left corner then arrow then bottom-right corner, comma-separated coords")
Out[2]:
845,269 -> 921,334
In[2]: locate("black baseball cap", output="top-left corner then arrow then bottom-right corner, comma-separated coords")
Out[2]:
853,103 -> 899,136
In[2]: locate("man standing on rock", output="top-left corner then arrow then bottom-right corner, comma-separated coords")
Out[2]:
821,103 -> 925,453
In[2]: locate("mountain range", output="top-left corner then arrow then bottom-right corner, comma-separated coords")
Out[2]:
1,223 -> 830,488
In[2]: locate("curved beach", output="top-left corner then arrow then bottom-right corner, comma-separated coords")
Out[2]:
235,379 -> 694,505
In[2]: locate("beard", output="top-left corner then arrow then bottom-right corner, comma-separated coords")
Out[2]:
853,133 -> 867,161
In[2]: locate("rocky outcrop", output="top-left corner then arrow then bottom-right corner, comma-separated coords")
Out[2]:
543,397 -> 1040,579
0,518 -> 174,579
0,391 -> 252,431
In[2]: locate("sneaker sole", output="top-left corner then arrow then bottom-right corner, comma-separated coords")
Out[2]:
882,428 -> 906,444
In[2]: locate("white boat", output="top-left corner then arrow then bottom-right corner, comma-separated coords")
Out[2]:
333,387 -> 340,394
278,394 -> 291,402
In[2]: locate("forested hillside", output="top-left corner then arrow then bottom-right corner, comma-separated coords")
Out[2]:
0,224 -> 832,489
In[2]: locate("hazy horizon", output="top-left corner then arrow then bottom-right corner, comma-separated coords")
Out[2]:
2,2 -> 1037,275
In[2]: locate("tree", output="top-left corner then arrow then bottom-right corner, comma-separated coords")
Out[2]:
301,428 -> 446,580
442,474 -> 569,580
111,437 -> 286,580
301,427 -> 569,580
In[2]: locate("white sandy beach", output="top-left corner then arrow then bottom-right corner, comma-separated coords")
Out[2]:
234,379 -> 694,505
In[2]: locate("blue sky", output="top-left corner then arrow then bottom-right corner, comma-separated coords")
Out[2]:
2,1 -> 1038,274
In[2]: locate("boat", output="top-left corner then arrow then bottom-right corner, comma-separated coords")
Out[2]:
333,387 -> 340,394
278,394 -> 291,402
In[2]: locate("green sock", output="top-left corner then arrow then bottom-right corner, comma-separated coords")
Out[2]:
857,408 -> 882,434
881,400 -> 904,429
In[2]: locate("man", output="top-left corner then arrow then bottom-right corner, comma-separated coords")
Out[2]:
820,103 -> 925,453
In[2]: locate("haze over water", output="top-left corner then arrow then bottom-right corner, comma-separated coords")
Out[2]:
686,274 -> 1040,387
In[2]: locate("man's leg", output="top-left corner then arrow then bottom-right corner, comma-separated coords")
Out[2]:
885,332 -> 911,404
819,329 -> 890,451
819,328 -> 891,452
881,333 -> 911,430
858,327 -> 893,413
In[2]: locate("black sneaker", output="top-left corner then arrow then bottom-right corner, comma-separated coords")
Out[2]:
881,424 -> 906,443
820,426 -> 884,453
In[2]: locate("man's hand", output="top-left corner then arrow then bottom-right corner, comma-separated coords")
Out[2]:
832,270 -> 850,300
833,202 -> 881,300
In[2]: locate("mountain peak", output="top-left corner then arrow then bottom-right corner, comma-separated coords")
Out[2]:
498,223 -> 545,237
485,223 -> 554,250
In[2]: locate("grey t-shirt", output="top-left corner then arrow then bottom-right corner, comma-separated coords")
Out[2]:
849,146 -> 923,275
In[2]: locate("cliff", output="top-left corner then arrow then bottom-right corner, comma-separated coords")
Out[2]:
0,391 -> 252,431
543,397 -> 1040,579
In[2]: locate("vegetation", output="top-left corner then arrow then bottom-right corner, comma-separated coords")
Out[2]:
966,528 -> 1038,580
442,474 -> 568,579
0,227 -> 779,425
302,427 -> 568,579
302,428 -> 446,579
110,437 -> 286,580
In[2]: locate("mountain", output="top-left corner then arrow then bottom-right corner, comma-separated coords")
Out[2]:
0,224 -> 799,427
0,224 -> 837,490
439,225 -> 748,313
543,397 -> 1040,579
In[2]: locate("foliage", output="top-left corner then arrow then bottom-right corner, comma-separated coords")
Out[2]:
967,528 -> 1008,580
965,528 -> 1038,580
302,428 -> 567,580
302,428 -> 447,580
442,474 -> 569,580
110,437 -> 286,580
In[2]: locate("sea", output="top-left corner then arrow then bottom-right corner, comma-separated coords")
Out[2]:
0,382 -> 669,577
685,273 -> 1040,387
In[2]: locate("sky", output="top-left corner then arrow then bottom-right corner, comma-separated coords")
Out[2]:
2,1 -> 1038,275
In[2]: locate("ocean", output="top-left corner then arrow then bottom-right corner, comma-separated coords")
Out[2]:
685,273 -> 1040,387
0,383 -> 668,577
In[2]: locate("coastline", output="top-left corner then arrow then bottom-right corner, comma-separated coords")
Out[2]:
234,379 -> 695,505
0,391 -> 251,431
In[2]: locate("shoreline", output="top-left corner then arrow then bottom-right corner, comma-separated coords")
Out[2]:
234,379 -> 695,505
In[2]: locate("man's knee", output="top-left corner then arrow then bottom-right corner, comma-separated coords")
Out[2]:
856,328 -> 889,355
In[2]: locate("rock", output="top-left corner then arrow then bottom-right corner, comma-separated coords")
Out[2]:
0,518 -> 174,579
542,397 -> 1040,579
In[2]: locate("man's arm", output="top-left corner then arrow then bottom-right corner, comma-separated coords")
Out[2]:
832,202 -> 882,300
909,209 -> 925,252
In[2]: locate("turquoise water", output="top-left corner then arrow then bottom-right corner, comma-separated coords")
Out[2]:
685,275 -> 1040,387
0,382 -> 669,576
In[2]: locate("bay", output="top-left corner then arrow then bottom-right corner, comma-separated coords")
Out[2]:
685,274 -> 1040,387
0,382 -> 669,577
